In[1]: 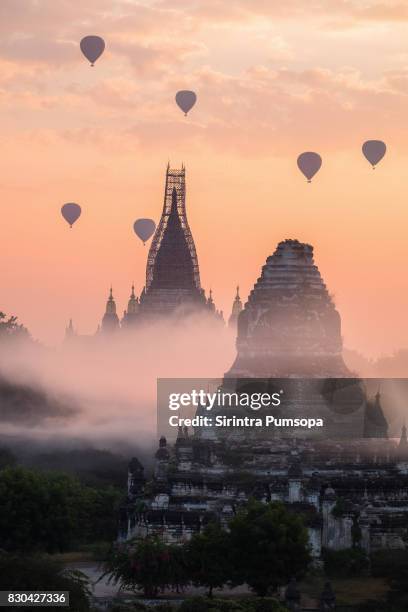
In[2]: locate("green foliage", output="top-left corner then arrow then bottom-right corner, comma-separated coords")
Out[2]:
104,536 -> 176,597
0,552 -> 91,611
228,501 -> 311,596
322,547 -> 369,578
186,522 -> 232,596
168,543 -> 190,593
0,466 -> 121,553
104,502 -> 309,600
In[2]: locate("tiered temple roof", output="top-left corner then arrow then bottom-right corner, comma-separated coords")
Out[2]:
227,239 -> 348,378
220,239 -> 387,439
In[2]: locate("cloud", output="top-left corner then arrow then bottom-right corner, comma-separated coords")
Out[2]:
110,38 -> 206,77
0,37 -> 76,65
3,61 -> 406,158
353,2 -> 408,22
156,0 -> 408,27
0,0 -> 114,36
2,0 -> 408,157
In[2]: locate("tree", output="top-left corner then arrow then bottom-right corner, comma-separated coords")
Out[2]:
228,501 -> 311,596
0,311 -> 29,340
31,448 -> 129,488
167,543 -> 189,593
0,552 -> 91,611
0,466 -> 121,553
104,536 -> 175,597
186,522 -> 232,597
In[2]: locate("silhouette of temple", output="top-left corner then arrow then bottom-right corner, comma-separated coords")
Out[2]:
218,239 -> 388,440
137,164 -> 220,321
228,286 -> 242,329
121,285 -> 139,328
228,239 -> 347,378
65,164 -> 230,340
121,239 -> 402,557
101,287 -> 119,333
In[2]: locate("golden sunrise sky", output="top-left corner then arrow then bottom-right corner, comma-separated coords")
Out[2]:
1,0 -> 408,354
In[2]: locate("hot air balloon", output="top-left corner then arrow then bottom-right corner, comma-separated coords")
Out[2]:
61,203 -> 81,228
133,219 -> 156,245
297,152 -> 322,183
362,140 -> 386,169
80,36 -> 105,66
175,90 -> 197,116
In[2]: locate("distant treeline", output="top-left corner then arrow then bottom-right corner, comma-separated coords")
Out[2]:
0,465 -> 122,553
0,438 -> 152,487
0,311 -> 29,340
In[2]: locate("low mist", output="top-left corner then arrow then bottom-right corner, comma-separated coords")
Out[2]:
0,315 -> 236,458
1,317 -> 408,466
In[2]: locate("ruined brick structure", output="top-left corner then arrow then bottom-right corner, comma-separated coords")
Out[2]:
122,433 -> 408,556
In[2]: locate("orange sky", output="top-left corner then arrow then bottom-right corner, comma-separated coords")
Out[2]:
1,0 -> 408,355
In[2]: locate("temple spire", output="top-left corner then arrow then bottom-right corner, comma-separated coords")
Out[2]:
145,164 -> 200,291
122,284 -> 139,326
137,163 -> 221,322
128,284 -> 138,312
228,284 -> 243,328
101,287 -> 119,333
106,286 -> 116,314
